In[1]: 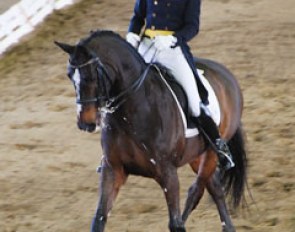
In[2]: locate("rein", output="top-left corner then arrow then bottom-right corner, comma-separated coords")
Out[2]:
106,48 -> 158,112
106,64 -> 152,112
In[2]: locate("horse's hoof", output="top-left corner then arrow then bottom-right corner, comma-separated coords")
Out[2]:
175,226 -> 186,232
222,226 -> 236,232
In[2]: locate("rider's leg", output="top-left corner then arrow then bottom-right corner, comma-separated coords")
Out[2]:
156,47 -> 234,170
156,47 -> 202,116
196,105 -> 235,170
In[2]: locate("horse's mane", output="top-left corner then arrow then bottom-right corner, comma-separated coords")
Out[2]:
78,29 -> 146,65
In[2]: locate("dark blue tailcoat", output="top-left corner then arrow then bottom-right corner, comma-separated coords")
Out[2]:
128,0 -> 208,104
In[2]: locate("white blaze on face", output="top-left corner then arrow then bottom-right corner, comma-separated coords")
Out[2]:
72,68 -> 82,116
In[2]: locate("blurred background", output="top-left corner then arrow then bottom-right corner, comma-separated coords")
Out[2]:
0,1 -> 19,13
0,0 -> 294,231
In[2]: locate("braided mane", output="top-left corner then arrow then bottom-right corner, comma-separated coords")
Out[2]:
78,29 -> 145,64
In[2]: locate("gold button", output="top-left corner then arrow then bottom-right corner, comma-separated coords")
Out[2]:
152,13 -> 156,17
167,3 -> 171,7
154,1 -> 158,5
151,25 -> 155,30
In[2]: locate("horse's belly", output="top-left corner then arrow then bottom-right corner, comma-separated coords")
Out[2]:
123,161 -> 156,178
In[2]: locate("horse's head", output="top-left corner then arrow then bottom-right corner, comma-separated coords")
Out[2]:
55,41 -> 109,132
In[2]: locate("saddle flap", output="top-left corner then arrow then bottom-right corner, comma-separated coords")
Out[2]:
152,64 -> 221,138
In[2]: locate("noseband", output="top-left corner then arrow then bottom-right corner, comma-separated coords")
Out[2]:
69,55 -> 152,113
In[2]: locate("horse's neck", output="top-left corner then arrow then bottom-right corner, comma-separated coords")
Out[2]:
90,37 -> 183,143
91,37 -> 144,90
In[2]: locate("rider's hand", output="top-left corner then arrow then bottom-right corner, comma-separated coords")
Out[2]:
154,35 -> 177,51
126,32 -> 140,48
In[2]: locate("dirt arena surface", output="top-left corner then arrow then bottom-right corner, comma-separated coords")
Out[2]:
0,0 -> 294,231
0,0 -> 19,13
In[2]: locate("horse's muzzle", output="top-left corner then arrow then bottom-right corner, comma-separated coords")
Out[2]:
77,107 -> 101,133
77,121 -> 97,133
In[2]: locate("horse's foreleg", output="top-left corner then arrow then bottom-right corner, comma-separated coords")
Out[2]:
91,162 -> 127,232
206,171 -> 236,232
158,167 -> 186,232
182,151 -> 216,222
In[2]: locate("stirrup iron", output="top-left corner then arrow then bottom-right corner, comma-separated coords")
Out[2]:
216,139 -> 235,170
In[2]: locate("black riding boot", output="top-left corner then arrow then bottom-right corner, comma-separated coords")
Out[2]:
194,107 -> 235,170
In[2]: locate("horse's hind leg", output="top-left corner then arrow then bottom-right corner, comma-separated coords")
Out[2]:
206,171 -> 236,232
182,151 -> 216,222
91,161 -> 127,232
157,166 -> 186,232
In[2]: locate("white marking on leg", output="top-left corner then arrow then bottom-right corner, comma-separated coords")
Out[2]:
221,221 -> 226,226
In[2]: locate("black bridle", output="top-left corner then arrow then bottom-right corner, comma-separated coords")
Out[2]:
68,57 -> 110,106
69,56 -> 152,113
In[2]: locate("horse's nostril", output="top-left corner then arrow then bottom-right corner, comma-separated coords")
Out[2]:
77,121 -> 96,133
77,121 -> 83,130
86,123 -> 96,132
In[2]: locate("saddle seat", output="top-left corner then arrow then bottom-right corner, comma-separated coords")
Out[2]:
151,63 -> 221,138
152,63 -> 195,128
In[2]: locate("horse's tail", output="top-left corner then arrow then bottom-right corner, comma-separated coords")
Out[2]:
222,124 -> 248,208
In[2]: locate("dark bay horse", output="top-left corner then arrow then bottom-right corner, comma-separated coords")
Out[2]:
55,30 -> 247,232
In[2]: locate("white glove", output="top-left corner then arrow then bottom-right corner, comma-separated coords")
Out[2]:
154,35 -> 177,51
126,32 -> 140,48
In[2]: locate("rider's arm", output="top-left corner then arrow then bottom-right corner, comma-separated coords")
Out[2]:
173,0 -> 201,43
128,0 -> 146,35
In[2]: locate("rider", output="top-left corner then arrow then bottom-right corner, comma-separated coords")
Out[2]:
126,0 -> 234,170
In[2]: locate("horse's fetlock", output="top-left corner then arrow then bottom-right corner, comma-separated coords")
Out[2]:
222,224 -> 235,232
169,220 -> 186,232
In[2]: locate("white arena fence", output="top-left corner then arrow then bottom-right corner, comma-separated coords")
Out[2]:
0,0 -> 75,55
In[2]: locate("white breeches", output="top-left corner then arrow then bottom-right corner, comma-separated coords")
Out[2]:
138,37 -> 201,117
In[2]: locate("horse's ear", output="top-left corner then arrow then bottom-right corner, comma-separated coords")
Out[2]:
54,41 -> 75,54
